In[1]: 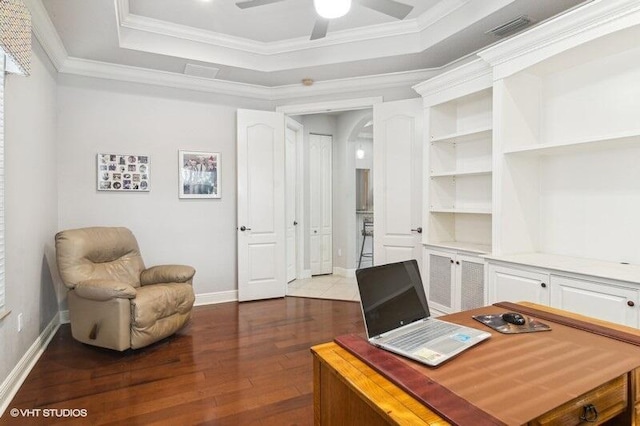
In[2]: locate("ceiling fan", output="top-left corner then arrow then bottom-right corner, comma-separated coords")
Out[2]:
236,0 -> 414,40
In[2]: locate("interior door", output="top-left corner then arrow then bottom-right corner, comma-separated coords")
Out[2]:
373,98 -> 423,268
285,117 -> 302,282
309,134 -> 333,275
237,109 -> 286,301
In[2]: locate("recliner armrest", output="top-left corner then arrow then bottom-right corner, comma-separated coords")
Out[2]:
140,265 -> 195,286
74,279 -> 137,301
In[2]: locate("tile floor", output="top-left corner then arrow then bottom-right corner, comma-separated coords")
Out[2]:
287,274 -> 360,302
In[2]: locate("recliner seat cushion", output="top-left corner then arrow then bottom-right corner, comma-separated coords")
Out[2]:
131,283 -> 195,329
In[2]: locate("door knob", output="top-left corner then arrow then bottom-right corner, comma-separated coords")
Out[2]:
411,227 -> 423,234
293,221 -> 298,226
239,226 -> 252,231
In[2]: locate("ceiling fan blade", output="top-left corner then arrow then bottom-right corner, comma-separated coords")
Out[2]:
310,18 -> 329,40
236,0 -> 286,9
356,0 -> 413,20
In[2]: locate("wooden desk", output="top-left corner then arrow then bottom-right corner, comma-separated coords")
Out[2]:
312,303 -> 640,425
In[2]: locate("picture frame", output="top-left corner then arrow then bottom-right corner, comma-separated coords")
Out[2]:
179,150 -> 220,199
97,153 -> 150,192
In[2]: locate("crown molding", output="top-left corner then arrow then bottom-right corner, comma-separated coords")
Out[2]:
116,13 -> 422,72
114,0 -> 514,73
24,0 -> 68,70
413,57 -> 492,105
59,57 -> 273,99
270,68 -> 438,101
58,56 -> 438,102
119,10 -> 419,56
478,0 -> 640,80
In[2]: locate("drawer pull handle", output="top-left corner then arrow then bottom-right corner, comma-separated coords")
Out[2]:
628,300 -> 635,307
580,404 -> 598,422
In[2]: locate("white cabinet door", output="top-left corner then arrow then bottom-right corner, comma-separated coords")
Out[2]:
373,99 -> 423,267
488,265 -> 550,305
456,254 -> 486,311
237,109 -> 286,301
550,275 -> 639,328
426,249 -> 455,314
425,248 -> 485,314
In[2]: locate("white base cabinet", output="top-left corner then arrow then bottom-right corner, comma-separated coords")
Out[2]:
487,261 -> 640,328
550,275 -> 639,328
488,264 -> 549,306
425,247 -> 485,315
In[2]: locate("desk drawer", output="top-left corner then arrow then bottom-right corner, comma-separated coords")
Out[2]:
530,375 -> 627,426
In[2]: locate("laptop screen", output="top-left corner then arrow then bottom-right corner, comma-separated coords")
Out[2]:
355,259 -> 430,338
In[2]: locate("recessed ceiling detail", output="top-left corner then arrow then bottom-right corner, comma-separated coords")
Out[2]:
36,0 -> 589,94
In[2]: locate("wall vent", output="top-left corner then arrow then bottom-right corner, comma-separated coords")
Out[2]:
485,15 -> 534,37
184,64 -> 220,79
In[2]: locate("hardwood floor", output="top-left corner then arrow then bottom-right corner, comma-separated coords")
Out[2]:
2,297 -> 364,425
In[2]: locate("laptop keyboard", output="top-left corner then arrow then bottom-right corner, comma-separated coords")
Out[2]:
386,321 -> 459,352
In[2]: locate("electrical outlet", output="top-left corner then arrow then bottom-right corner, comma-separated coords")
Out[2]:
17,313 -> 23,332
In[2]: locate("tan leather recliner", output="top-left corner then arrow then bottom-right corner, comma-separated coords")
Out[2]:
55,227 -> 196,351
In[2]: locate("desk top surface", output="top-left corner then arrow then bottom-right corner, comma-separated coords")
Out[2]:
329,303 -> 640,425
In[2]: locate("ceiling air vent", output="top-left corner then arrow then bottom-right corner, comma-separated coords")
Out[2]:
184,64 -> 220,79
485,15 -> 534,38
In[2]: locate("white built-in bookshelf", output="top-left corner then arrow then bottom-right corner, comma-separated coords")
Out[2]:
415,60 -> 493,255
481,1 -> 640,271
414,0 -> 640,322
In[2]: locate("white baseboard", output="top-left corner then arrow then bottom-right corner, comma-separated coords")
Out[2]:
194,290 -> 238,306
0,313 -> 61,417
59,310 -> 70,324
333,267 -> 356,278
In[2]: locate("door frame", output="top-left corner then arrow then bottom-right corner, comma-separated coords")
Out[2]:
285,117 -> 305,281
277,97 -> 383,279
276,97 -> 383,116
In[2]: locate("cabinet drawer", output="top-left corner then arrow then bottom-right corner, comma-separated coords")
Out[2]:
530,375 -> 627,426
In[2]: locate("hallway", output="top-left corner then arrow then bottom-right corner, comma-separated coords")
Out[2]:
287,275 -> 360,302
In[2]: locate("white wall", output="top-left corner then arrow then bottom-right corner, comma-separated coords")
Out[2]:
0,38 -> 59,388
56,74 -> 269,301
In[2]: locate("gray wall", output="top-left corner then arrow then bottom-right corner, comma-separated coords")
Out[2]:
0,38 -> 59,386
56,75 -> 270,301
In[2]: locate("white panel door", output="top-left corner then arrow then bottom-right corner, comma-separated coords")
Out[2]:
373,99 -> 423,267
237,109 -> 286,301
310,134 -> 332,275
285,118 -> 302,283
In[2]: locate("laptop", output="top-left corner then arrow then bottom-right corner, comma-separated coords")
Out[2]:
355,259 -> 491,367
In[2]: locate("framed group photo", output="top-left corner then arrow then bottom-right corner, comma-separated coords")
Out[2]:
179,150 -> 220,199
97,153 -> 150,192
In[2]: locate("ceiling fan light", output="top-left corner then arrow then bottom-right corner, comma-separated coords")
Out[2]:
314,0 -> 352,19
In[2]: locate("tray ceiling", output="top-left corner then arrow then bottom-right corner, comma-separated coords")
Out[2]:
37,0 -> 589,90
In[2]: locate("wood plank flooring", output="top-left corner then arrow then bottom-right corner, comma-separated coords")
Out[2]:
2,297 -> 364,425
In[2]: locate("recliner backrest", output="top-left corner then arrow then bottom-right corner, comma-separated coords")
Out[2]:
55,227 -> 146,289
